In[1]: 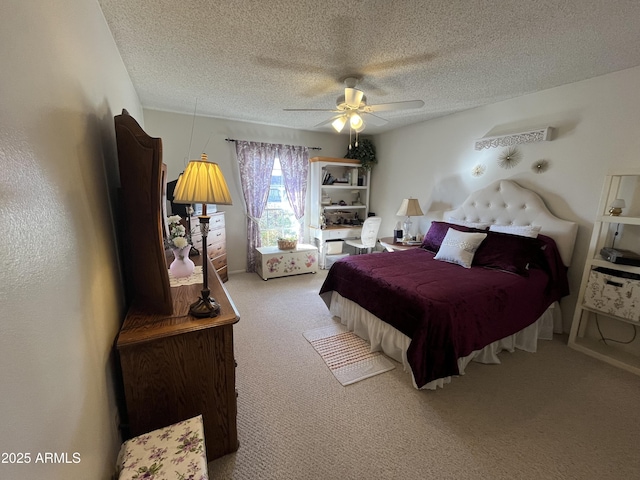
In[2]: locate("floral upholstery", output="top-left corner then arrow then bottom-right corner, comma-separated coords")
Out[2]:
583,268 -> 640,321
116,415 -> 208,480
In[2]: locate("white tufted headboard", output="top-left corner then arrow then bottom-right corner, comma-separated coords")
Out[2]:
444,180 -> 577,266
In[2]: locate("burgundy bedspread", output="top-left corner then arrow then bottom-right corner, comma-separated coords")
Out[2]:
319,248 -> 568,387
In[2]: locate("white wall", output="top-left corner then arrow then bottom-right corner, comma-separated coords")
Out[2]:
0,1 -> 142,478
143,109 -> 350,272
371,66 -> 640,331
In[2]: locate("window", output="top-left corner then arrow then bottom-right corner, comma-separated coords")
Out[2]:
235,140 -> 308,272
258,158 -> 300,245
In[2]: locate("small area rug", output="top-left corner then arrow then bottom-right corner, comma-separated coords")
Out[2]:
303,323 -> 395,386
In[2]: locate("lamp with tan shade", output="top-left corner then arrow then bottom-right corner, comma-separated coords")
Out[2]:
173,154 -> 232,317
396,198 -> 424,242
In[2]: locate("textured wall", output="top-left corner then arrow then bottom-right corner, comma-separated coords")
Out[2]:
0,1 -> 141,478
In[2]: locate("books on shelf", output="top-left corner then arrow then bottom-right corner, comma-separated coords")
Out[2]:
322,170 -> 334,185
321,167 -> 364,186
351,167 -> 359,186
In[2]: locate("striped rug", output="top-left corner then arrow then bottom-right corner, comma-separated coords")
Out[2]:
303,324 -> 395,385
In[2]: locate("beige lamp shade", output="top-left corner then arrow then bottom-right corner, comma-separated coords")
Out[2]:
173,154 -> 233,205
396,198 -> 424,217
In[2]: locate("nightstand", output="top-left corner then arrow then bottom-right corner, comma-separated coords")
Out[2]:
379,237 -> 423,252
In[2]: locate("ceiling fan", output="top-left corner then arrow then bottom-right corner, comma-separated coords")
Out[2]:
284,76 -> 425,137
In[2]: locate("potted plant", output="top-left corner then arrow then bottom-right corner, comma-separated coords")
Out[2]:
344,138 -> 377,171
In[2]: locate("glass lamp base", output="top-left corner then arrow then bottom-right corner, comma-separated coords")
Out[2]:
402,217 -> 412,241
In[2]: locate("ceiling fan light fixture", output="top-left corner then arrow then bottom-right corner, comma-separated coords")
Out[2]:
331,115 -> 347,132
344,87 -> 364,108
284,75 -> 422,134
350,112 -> 364,132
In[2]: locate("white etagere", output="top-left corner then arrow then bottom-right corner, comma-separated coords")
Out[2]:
308,156 -> 371,268
568,170 -> 640,374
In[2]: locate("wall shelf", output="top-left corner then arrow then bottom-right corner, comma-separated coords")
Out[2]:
474,127 -> 554,150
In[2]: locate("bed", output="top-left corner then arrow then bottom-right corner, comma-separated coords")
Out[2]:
319,179 -> 577,389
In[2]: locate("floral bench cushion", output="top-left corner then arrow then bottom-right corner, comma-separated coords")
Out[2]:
116,415 -> 208,480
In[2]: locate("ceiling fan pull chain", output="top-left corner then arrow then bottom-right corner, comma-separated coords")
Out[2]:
348,128 -> 352,150
355,130 -> 359,148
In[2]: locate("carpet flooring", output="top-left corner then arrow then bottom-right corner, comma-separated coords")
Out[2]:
208,270 -> 640,480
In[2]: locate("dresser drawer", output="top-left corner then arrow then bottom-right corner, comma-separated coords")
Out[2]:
216,266 -> 228,283
208,228 -> 226,246
208,242 -> 226,260
322,227 -> 361,240
211,254 -> 227,271
210,213 -> 225,230
189,214 -> 224,234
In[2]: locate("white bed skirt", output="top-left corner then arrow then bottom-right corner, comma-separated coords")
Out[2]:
322,291 -> 562,390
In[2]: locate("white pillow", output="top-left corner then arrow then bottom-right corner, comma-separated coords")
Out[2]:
434,228 -> 487,268
489,224 -> 541,238
447,217 -> 491,230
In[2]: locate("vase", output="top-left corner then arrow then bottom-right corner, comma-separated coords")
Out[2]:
169,245 -> 195,278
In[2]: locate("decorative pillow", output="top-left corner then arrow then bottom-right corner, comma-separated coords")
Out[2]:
447,217 -> 491,230
421,221 -> 478,252
489,224 -> 541,238
434,228 -> 487,268
473,231 -> 546,275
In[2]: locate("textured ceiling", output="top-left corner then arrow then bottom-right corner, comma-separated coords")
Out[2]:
98,0 -> 640,134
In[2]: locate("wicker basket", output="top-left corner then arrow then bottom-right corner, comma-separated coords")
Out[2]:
277,238 -> 297,250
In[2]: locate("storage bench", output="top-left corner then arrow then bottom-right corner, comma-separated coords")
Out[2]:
256,243 -> 318,280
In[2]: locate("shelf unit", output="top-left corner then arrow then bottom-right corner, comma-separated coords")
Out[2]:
308,156 -> 371,268
568,170 -> 640,374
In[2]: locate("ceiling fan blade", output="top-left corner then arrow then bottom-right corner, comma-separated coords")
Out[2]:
364,100 -> 425,113
361,111 -> 388,126
283,108 -> 340,112
314,114 -> 344,128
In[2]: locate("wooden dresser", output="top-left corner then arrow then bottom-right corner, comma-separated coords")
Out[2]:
113,110 -> 238,462
116,257 -> 240,461
190,211 -> 228,282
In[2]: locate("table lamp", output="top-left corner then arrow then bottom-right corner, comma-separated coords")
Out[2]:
608,198 -> 625,216
173,154 -> 232,317
396,198 -> 424,242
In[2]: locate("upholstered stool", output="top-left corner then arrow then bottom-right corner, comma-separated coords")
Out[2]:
116,415 -> 208,480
